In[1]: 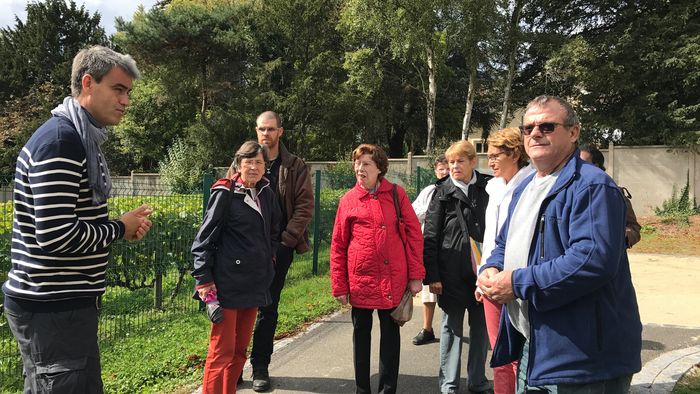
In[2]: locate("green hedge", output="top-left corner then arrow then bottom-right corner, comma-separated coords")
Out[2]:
0,188 -> 350,392
106,194 -> 202,291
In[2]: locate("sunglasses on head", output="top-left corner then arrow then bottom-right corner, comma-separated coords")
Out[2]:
519,122 -> 570,135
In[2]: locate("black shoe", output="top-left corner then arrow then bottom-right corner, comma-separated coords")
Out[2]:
412,329 -> 435,345
252,370 -> 270,392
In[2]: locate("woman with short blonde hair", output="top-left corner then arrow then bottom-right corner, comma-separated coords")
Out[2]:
423,139 -> 491,394
445,139 -> 477,161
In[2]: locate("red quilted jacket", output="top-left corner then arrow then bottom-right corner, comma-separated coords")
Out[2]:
330,180 -> 425,309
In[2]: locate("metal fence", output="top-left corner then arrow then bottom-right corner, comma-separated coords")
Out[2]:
0,177 -> 203,385
0,166 -> 434,388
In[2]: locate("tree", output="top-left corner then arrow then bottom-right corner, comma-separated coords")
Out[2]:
248,0 -> 351,159
498,0 -> 525,129
340,0 -> 448,154
106,76 -> 198,173
0,0 -> 107,102
536,0 -> 700,146
0,0 -> 108,174
114,1 -> 257,170
440,0 -> 498,139
0,83 -> 64,175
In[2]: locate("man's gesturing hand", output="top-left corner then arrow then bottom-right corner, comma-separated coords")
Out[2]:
120,204 -> 153,241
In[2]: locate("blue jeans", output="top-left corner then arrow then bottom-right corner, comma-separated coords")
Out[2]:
438,303 -> 489,393
517,341 -> 632,394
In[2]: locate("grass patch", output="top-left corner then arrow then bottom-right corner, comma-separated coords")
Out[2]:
672,364 -> 700,394
633,215 -> 700,256
99,249 -> 335,393
0,245 -> 337,393
100,312 -> 210,394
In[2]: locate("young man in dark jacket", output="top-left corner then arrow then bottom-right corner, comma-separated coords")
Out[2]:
423,140 -> 492,394
249,111 -> 314,392
478,96 -> 642,392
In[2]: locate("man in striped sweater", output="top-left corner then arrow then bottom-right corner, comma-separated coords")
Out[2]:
2,46 -> 152,393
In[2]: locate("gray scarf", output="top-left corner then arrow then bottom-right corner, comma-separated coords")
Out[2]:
51,96 -> 112,205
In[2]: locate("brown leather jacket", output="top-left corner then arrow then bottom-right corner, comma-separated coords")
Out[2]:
276,142 -> 314,253
621,187 -> 641,248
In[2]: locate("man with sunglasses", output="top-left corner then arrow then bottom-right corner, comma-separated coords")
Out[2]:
249,111 -> 314,392
477,96 -> 642,393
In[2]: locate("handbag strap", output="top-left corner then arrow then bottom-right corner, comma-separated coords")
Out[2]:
392,183 -> 403,222
392,184 -> 407,245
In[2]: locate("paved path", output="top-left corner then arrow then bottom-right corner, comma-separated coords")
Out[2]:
199,253 -> 700,393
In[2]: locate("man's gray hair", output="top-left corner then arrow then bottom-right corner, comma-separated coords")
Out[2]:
71,45 -> 140,97
524,95 -> 580,126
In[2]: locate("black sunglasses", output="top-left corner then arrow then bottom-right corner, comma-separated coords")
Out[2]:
519,122 -> 570,135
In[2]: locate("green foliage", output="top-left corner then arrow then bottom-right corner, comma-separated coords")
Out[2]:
0,0 -> 107,175
315,188 -> 347,244
324,154 -> 355,190
107,193 -> 202,290
654,172 -> 699,225
99,312 -> 210,393
114,1 -> 258,170
0,82 -> 67,175
159,138 -> 208,193
107,77 -> 198,174
640,224 -> 657,235
0,201 -> 13,283
0,0 -> 107,102
3,0 -> 700,177
249,0 -> 351,160
673,366 -> 700,394
536,1 -> 700,147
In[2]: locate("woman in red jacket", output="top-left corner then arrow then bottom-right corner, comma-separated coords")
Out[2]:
330,143 -> 425,394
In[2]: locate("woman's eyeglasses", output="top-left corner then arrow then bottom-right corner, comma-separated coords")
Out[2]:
486,152 -> 507,162
519,122 -> 570,135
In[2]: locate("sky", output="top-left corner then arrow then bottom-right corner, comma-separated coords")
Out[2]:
0,0 -> 160,35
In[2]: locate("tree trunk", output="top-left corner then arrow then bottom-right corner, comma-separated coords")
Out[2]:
461,64 -> 477,140
200,61 -> 208,122
499,0 -> 524,129
425,47 -> 437,152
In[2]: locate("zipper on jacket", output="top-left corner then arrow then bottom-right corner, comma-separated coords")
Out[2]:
538,215 -> 545,259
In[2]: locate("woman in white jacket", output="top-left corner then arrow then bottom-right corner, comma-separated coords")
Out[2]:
475,128 -> 534,394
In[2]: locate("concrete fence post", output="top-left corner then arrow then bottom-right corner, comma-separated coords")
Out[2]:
609,141 -> 615,181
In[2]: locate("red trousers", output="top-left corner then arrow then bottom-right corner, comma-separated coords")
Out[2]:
202,307 -> 258,394
484,297 -> 518,394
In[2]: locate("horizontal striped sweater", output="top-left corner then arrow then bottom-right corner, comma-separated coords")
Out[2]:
2,115 -> 125,304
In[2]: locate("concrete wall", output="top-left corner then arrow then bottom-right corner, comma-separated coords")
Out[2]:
111,173 -> 168,195
307,145 -> 697,217
603,145 -> 698,216
2,146 -> 695,216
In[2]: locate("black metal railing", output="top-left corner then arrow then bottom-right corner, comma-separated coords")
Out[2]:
0,166 -> 432,388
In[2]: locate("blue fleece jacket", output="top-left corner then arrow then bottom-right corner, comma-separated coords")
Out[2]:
483,150 -> 642,386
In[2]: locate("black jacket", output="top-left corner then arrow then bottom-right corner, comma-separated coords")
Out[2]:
191,175 -> 281,309
423,171 -> 491,309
